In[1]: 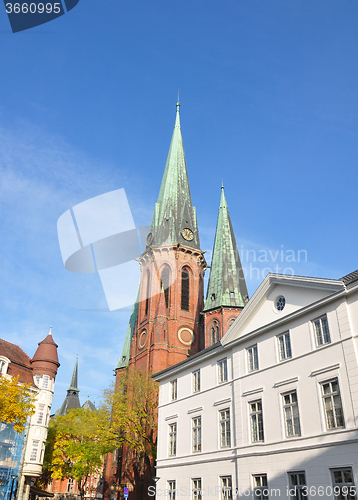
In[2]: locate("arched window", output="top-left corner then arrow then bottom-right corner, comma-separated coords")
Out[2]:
181,267 -> 190,311
211,320 -> 220,344
229,317 -> 236,328
145,269 -> 150,316
161,267 -> 170,308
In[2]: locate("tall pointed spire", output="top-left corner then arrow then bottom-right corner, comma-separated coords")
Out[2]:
204,186 -> 248,311
68,356 -> 79,392
58,357 -> 81,416
147,102 -> 200,250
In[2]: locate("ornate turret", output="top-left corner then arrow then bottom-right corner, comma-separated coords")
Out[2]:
31,326 -> 60,380
203,186 -> 248,346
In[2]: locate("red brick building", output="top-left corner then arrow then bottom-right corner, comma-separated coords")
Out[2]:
103,103 -> 249,499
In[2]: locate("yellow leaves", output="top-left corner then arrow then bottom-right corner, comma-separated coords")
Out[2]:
42,407 -> 116,497
103,368 -> 159,463
0,375 -> 36,433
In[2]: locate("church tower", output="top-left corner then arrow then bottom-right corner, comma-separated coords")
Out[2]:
202,185 -> 248,347
57,357 -> 81,415
117,103 -> 208,375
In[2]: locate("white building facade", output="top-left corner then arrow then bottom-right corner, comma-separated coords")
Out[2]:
153,272 -> 358,500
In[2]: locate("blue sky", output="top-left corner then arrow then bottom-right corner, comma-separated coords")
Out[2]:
0,0 -> 357,409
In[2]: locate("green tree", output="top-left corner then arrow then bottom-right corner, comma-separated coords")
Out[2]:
104,368 -> 159,488
0,375 -> 36,432
41,407 -> 116,499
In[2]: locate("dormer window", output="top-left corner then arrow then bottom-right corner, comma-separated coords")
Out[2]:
0,357 -> 10,375
230,291 -> 235,299
211,293 -> 216,301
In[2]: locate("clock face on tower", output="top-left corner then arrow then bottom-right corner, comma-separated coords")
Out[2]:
181,228 -> 194,241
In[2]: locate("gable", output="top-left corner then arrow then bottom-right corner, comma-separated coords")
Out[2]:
222,274 -> 344,344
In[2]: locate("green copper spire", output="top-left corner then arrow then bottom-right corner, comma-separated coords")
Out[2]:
115,286 -> 140,370
148,103 -> 200,249
204,186 -> 248,311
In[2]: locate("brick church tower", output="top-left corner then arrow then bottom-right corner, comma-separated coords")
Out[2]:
106,104 -> 249,500
116,102 -> 208,375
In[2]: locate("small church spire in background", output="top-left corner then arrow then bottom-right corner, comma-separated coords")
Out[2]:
57,356 -> 81,416
204,185 -> 248,311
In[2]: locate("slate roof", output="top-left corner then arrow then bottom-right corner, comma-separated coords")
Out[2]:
340,269 -> 358,285
0,338 -> 34,386
82,397 -> 96,411
148,103 -> 200,250
204,186 -> 248,311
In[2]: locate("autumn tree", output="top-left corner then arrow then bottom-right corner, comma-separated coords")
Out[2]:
104,368 -> 159,490
41,407 -> 116,500
0,375 -> 36,432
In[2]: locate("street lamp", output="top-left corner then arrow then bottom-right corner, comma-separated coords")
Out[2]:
9,475 -> 17,500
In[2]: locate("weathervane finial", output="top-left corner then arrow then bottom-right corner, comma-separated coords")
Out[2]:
176,89 -> 180,111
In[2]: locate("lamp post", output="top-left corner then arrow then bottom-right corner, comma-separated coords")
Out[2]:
9,475 -> 17,500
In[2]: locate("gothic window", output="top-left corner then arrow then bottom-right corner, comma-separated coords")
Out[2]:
228,318 -> 236,329
211,320 -> 220,344
145,269 -> 150,316
181,267 -> 190,311
161,267 -> 170,308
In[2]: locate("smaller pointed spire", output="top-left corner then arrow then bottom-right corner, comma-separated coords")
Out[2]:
68,356 -> 79,392
58,357 -> 81,416
204,186 -> 248,311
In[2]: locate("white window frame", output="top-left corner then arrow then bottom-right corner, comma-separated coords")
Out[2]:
67,478 -> 75,493
250,400 -> 264,442
277,332 -> 292,361
312,314 -> 331,347
170,379 -> 177,401
282,391 -> 301,437
168,481 -> 176,500
193,370 -> 201,393
218,358 -> 228,384
36,404 -> 45,425
0,356 -> 10,375
30,440 -> 39,462
288,471 -> 307,499
219,408 -> 231,448
168,423 -> 177,456
331,467 -> 356,500
192,416 -> 201,453
321,378 -> 345,430
247,345 -> 259,372
192,478 -> 202,500
220,476 -> 232,500
252,474 -> 269,499
42,374 -> 50,389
